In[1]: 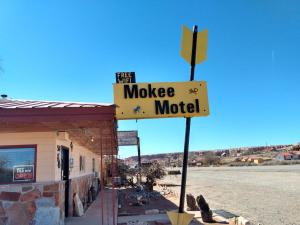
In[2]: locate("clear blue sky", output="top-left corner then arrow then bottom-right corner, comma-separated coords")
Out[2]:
1,1 -> 299,158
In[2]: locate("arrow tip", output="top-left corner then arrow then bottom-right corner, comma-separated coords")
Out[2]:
167,211 -> 194,225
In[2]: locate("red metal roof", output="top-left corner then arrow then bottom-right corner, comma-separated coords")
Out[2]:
0,98 -> 117,155
0,99 -> 113,109
0,98 -> 116,124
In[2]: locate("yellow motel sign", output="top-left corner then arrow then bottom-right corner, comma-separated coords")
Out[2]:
114,81 -> 209,120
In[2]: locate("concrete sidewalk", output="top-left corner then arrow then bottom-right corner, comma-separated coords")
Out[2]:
117,212 -> 228,225
66,189 -> 118,225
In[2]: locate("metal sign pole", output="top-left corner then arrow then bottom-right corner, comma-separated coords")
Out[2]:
178,25 -> 198,213
137,137 -> 142,184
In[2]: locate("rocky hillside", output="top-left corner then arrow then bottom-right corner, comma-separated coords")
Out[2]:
125,144 -> 295,166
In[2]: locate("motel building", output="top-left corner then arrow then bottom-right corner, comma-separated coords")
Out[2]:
0,97 -> 118,225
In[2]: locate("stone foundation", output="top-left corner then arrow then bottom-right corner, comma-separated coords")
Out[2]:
0,181 -> 65,225
69,174 -> 100,216
0,174 -> 99,225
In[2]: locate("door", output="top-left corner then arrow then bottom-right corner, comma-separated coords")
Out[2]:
61,147 -> 70,217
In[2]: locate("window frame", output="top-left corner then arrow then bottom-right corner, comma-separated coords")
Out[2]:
0,144 -> 37,184
79,155 -> 85,172
92,158 -> 95,173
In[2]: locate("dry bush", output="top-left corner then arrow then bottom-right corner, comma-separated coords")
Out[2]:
202,153 -> 220,166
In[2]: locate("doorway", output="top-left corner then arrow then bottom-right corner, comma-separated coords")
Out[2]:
61,146 -> 70,217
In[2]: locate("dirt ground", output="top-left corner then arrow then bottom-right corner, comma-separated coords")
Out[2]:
160,165 -> 300,225
118,187 -> 233,225
118,187 -> 231,225
118,187 -> 178,216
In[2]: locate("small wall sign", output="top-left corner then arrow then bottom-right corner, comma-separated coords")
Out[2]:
13,165 -> 34,182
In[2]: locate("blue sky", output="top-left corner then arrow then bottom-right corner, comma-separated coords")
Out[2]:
0,1 -> 300,158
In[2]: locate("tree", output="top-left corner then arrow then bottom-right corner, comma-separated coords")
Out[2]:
118,163 -> 130,180
202,152 -> 220,166
0,156 -> 11,182
116,161 -> 138,186
142,161 -> 166,191
0,155 -> 9,170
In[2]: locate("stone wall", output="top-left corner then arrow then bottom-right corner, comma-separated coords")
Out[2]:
0,181 -> 65,225
68,174 -> 99,216
0,174 -> 99,225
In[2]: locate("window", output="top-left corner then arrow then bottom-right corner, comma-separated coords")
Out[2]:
0,145 -> 36,184
79,155 -> 85,172
92,158 -> 95,172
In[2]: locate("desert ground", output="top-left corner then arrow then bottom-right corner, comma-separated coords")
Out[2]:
160,165 -> 300,225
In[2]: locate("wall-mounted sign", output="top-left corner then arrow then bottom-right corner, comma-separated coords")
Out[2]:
114,81 -> 209,120
116,72 -> 136,84
69,158 -> 74,169
13,165 -> 34,182
117,131 -> 138,146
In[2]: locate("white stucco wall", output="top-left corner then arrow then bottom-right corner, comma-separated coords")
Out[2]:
0,131 -> 100,183
55,132 -> 100,181
0,132 -> 56,182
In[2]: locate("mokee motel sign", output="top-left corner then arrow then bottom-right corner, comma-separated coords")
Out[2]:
114,81 -> 209,120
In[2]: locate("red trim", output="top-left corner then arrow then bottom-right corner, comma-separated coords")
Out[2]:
0,144 -> 37,184
100,144 -> 104,225
0,106 -> 115,123
112,154 -> 116,225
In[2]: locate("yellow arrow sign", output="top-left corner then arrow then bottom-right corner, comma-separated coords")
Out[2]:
167,211 -> 194,225
181,25 -> 208,64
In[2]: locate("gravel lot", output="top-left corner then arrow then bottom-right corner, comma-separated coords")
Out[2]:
161,165 -> 300,225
